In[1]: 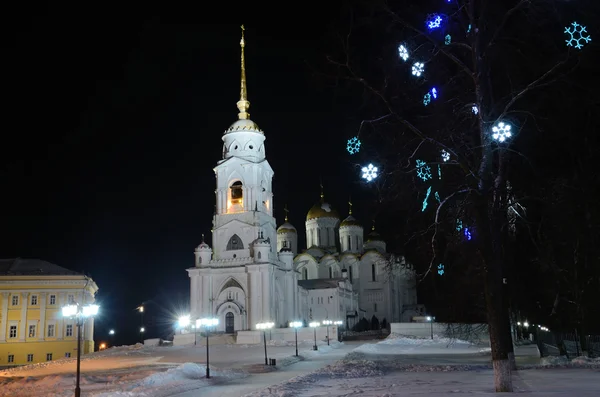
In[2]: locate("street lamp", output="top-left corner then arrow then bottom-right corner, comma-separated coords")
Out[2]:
197,318 -> 218,378
256,322 -> 275,365
309,322 -> 320,351
62,303 -> 99,397
289,321 -> 302,356
140,327 -> 145,333
322,320 -> 332,346
109,329 -> 115,335
427,316 -> 435,339
334,320 -> 343,342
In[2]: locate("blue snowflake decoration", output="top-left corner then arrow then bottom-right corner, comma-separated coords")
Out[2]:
437,164 -> 442,179
431,88 -> 438,99
445,34 -> 451,45
426,14 -> 443,30
422,186 -> 432,212
346,137 -> 361,154
361,163 -> 378,182
565,22 -> 591,50
464,227 -> 472,241
435,191 -> 441,203
415,160 -> 432,181
467,24 -> 472,33
456,219 -> 463,231
437,264 -> 445,276
423,92 -> 431,106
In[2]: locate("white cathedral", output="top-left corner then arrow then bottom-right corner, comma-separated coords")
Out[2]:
187,28 -> 418,334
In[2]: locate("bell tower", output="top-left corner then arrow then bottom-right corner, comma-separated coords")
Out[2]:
212,25 -> 276,260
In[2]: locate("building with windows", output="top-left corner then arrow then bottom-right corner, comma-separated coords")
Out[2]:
185,27 -> 418,336
0,258 -> 98,367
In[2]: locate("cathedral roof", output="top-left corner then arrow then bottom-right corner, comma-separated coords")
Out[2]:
306,201 -> 340,221
225,118 -> 263,134
0,258 -> 82,276
340,215 -> 362,227
366,229 -> 384,242
277,222 -> 297,234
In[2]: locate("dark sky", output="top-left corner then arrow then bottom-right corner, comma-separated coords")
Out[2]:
3,1 -> 368,342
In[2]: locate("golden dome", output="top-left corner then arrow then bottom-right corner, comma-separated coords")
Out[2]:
306,202 -> 340,221
340,215 -> 362,227
277,222 -> 297,234
366,230 -> 384,242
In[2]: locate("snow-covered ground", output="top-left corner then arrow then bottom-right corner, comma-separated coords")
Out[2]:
0,340 -> 348,396
246,335 -> 600,397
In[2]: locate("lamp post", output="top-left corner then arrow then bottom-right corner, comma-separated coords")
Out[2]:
62,303 -> 99,397
309,322 -> 320,351
256,322 -> 275,365
427,316 -> 435,339
197,318 -> 218,378
289,321 -> 302,356
138,305 -> 144,342
322,320 -> 332,346
334,320 -> 343,342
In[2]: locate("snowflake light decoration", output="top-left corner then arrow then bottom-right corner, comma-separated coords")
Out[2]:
445,34 -> 451,45
415,159 -> 432,181
438,164 -> 442,180
492,121 -> 512,143
422,186 -> 432,212
423,92 -> 431,106
412,62 -> 425,77
361,164 -> 378,182
426,14 -> 443,30
435,191 -> 441,203
441,149 -> 450,162
456,219 -> 463,232
564,22 -> 591,50
398,44 -> 409,61
467,24 -> 472,33
437,264 -> 445,276
472,105 -> 479,115
431,88 -> 438,99
346,137 -> 361,154
464,227 -> 472,241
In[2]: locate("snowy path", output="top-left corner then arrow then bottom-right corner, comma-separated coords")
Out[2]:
172,341 -> 363,397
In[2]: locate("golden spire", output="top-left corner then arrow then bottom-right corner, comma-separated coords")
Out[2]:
348,196 -> 353,215
284,204 -> 289,222
236,25 -> 250,120
371,219 -> 376,231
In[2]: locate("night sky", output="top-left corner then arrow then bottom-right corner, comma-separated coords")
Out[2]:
4,1 -> 370,343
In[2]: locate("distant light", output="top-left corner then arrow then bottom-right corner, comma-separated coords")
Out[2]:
523,322 -> 529,327
256,322 -> 275,330
426,316 -> 432,321
140,327 -> 145,332
82,304 -> 99,317
109,329 -> 115,335
309,322 -> 320,328
99,343 -> 106,350
323,320 -> 333,325
62,305 -> 78,317
334,321 -> 343,326
138,306 -> 144,313
289,321 -> 303,328
178,315 -> 191,328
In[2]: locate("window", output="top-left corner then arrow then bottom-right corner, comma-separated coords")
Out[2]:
349,266 -> 353,281
31,295 -> 38,305
28,325 -> 36,338
230,181 -> 243,205
374,303 -> 378,312
7,355 -> 14,363
9,325 -> 17,338
347,235 -> 351,250
303,268 -> 308,280
67,295 -> 75,304
49,295 -> 56,305
226,234 -> 244,250
65,352 -> 71,358
317,230 -> 321,245
66,324 -> 73,337
27,354 -> 34,362
329,267 -> 333,278
47,324 -> 55,337
371,264 -> 376,281
258,251 -> 262,259
46,353 -> 53,361
11,295 -> 18,306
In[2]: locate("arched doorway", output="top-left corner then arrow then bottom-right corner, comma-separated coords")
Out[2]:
225,312 -> 235,333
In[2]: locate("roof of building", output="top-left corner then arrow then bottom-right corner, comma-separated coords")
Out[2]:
340,215 -> 362,227
306,201 -> 340,221
277,222 -> 297,234
298,278 -> 347,290
0,258 -> 82,276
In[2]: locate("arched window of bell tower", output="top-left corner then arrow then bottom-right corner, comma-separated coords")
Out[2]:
228,181 -> 244,213
226,234 -> 244,250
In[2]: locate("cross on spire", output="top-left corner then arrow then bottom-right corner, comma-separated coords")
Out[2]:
348,196 -> 353,215
237,24 -> 250,120
284,204 -> 289,222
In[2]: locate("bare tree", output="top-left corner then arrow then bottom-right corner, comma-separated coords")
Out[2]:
322,0 -> 592,391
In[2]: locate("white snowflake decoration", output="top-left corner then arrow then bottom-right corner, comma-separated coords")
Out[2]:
361,164 -> 378,182
441,149 -> 450,162
472,105 -> 479,115
346,136 -> 361,154
492,121 -> 512,143
398,44 -> 409,61
565,22 -> 591,50
412,62 -> 424,77
415,159 -> 432,181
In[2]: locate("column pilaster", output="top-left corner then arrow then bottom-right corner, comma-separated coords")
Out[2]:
0,292 -> 9,341
38,292 -> 47,341
19,292 -> 28,341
